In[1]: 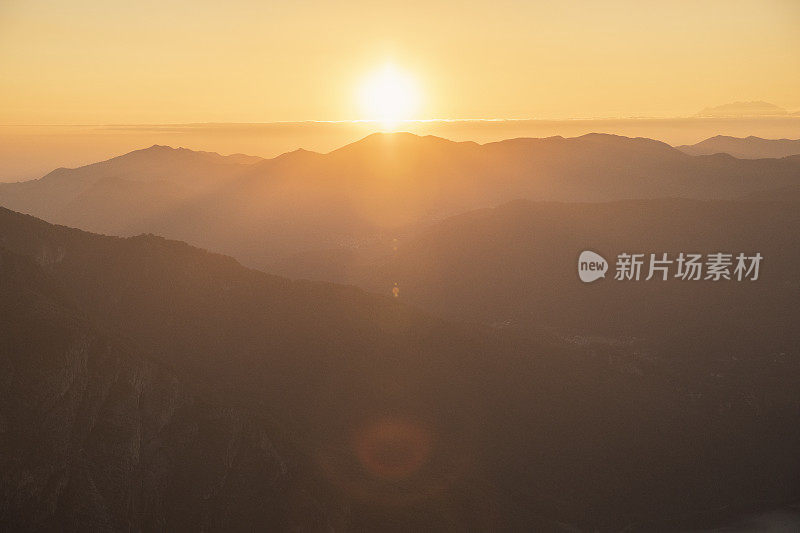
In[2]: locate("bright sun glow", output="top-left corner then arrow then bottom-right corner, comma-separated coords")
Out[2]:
358,64 -> 420,129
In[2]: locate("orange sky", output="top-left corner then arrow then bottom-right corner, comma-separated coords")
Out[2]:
2,0 -> 799,124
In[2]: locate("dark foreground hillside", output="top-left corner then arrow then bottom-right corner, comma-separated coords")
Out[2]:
2,207 -> 800,531
0,246 -> 311,530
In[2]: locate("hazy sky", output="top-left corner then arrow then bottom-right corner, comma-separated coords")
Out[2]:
2,0 -> 799,124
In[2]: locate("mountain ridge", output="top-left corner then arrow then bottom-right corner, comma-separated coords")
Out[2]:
678,135 -> 800,159
1,132 -> 799,268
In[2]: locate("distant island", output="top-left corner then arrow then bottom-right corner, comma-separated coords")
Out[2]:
696,101 -> 788,117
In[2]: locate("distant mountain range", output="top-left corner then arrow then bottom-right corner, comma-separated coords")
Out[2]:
696,101 -> 789,117
678,135 -> 800,159
1,132 -> 799,268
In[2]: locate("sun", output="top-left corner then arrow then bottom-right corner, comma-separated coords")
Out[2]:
358,64 -> 420,129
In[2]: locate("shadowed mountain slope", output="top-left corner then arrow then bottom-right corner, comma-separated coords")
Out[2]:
2,207 -> 800,530
270,198 -> 800,352
0,208 -> 564,530
0,245 -> 325,531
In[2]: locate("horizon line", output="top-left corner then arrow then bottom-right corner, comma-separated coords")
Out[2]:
4,115 -> 800,128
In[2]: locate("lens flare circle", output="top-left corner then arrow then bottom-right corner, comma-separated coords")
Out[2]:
353,417 -> 432,481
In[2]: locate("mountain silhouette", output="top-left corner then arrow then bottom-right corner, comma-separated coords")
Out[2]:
2,133 -> 799,268
678,135 -> 800,159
